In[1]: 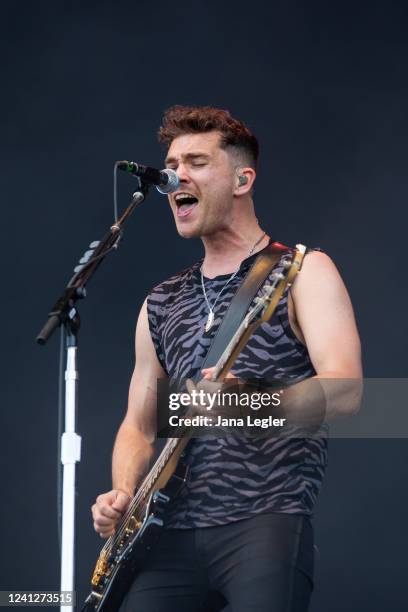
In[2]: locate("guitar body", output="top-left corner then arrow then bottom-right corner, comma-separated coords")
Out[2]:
83,461 -> 189,612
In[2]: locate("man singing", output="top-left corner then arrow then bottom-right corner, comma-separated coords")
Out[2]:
91,105 -> 362,611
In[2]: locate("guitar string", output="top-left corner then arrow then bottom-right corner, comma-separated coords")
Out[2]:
108,437 -> 180,550
107,414 -> 194,551
102,436 -> 181,554
102,443 -> 173,553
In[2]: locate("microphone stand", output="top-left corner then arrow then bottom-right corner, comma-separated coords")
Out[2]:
36,184 -> 149,612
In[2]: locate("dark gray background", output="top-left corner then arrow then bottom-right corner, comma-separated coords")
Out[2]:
1,1 -> 407,610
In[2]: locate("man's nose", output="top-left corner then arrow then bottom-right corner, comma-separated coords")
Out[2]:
175,163 -> 191,183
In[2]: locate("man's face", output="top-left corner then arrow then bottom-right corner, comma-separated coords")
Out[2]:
165,131 -> 237,239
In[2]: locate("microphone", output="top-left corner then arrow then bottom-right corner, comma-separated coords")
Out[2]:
117,160 -> 179,194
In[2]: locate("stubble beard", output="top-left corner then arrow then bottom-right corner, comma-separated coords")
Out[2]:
175,215 -> 204,240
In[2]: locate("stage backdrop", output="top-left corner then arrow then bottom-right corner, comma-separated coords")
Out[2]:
1,2 -> 407,610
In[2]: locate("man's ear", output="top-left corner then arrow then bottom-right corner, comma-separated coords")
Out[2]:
234,167 -> 256,195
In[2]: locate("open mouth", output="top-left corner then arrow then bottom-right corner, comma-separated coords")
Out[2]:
174,192 -> 199,217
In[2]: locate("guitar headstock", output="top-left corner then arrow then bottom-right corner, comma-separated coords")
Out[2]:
244,244 -> 306,327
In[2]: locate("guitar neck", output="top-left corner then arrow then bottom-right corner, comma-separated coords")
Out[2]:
212,245 -> 306,382
127,434 -> 190,516
126,246 -> 305,515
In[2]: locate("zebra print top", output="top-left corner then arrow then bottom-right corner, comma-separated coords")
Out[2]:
147,244 -> 328,528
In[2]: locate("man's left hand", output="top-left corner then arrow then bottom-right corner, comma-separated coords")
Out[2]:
185,367 -> 243,420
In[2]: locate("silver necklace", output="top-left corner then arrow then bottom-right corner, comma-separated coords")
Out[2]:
200,231 -> 267,332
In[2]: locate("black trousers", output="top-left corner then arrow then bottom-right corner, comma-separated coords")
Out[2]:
120,513 -> 314,612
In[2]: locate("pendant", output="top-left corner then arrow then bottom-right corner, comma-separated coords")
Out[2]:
205,310 -> 215,332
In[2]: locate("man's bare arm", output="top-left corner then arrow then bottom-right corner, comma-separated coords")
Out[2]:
284,250 -> 363,421
92,298 -> 167,537
198,251 -> 362,428
291,251 -> 362,378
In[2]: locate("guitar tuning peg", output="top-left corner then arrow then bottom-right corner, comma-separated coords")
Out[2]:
73,264 -> 85,274
272,272 -> 285,280
79,249 -> 95,264
76,287 -> 87,298
89,240 -> 100,249
281,258 -> 292,269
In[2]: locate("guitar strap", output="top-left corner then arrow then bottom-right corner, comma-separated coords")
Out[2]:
197,241 -> 294,380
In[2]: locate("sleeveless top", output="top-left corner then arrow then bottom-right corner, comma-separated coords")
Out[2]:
146,245 -> 328,528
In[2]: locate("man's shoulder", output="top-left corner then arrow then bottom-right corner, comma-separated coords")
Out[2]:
148,260 -> 201,298
292,248 -> 344,299
301,248 -> 335,271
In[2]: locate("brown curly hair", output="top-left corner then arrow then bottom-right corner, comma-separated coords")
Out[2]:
158,105 -> 259,169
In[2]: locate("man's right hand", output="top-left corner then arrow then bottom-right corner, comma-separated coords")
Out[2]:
92,489 -> 132,539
